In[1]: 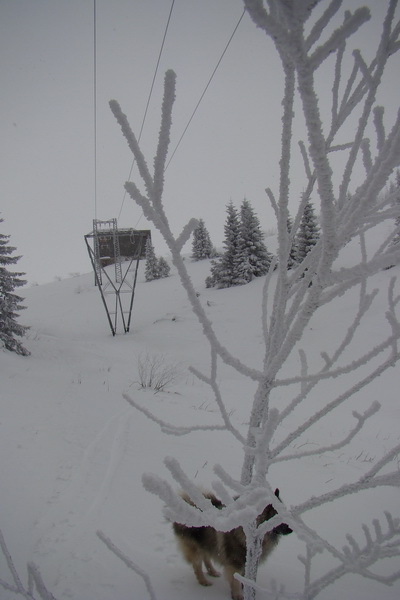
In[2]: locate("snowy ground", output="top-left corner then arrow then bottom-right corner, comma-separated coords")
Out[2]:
1,250 -> 400,600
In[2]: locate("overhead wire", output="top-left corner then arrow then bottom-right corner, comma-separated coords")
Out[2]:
132,8 -> 246,229
118,0 -> 176,220
93,0 -> 97,220
165,8 -> 246,172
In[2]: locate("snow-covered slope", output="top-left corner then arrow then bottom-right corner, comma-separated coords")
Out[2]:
1,255 -> 399,600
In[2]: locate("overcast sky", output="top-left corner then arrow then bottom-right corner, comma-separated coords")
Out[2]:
1,1 -> 398,284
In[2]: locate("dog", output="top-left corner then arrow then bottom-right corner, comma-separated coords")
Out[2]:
173,488 -> 292,600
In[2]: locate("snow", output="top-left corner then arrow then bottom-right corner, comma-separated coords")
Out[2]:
1,250 -> 400,600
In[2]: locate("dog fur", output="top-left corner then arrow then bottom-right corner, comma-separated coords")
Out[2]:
173,488 -> 292,600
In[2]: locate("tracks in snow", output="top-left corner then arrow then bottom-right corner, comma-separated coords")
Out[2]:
34,407 -> 134,559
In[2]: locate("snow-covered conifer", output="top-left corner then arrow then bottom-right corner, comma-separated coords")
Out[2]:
205,257 -> 223,288
144,238 -> 159,281
191,219 -> 215,260
384,171 -> 400,270
207,202 -> 248,288
0,218 -> 29,356
286,214 -> 298,269
157,256 -> 170,278
391,170 -> 400,249
240,199 -> 273,279
296,199 -> 320,262
145,237 -> 171,281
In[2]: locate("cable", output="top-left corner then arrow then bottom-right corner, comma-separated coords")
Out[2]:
165,9 -> 246,172
133,8 -> 246,230
93,0 -> 97,220
122,7 -> 246,229
118,0 -> 176,220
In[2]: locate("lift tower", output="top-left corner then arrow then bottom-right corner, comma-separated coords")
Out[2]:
85,219 -> 150,335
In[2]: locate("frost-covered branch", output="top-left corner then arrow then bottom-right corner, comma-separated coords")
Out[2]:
274,401 -> 381,463
189,348 -> 246,444
143,459 -> 289,535
274,328 -> 399,388
338,2 -> 399,210
271,345 -> 400,460
0,527 -> 57,600
292,444 -> 400,517
122,392 -> 226,436
97,531 -> 157,600
373,105 -> 386,151
305,0 -> 342,52
26,565 -> 58,600
309,8 -> 370,71
302,512 -> 400,598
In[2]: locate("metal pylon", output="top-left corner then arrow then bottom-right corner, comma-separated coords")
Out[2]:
84,225 -> 147,336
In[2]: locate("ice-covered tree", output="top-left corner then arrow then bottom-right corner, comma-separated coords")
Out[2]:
240,198 -> 274,279
204,258 -> 221,288
110,2 -> 400,598
157,256 -> 171,279
0,218 -> 29,356
144,237 -> 159,281
296,198 -> 320,262
144,238 -> 171,281
191,218 -> 215,260
286,214 -> 298,269
206,202 -> 248,288
384,170 -> 400,269
391,169 -> 400,249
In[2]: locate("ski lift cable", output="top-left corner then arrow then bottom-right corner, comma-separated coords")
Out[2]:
118,0 -> 176,221
93,0 -> 98,220
165,8 -> 246,172
133,8 -> 246,229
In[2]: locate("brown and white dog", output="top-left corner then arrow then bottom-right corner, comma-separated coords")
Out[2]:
173,488 -> 292,600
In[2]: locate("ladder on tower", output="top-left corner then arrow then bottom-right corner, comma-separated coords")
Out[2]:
93,219 -> 103,285
93,218 -> 122,285
111,218 -> 122,283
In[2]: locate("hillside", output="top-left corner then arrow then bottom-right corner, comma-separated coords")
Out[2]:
1,255 -> 400,600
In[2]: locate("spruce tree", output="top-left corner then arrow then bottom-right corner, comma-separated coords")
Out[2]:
144,238 -> 171,281
286,214 -> 298,269
144,237 -> 159,281
205,257 -> 223,288
384,170 -> 400,270
391,169 -> 400,248
240,199 -> 273,280
191,219 -> 215,260
157,256 -> 171,278
0,218 -> 30,356
296,199 -> 320,262
206,202 -> 247,288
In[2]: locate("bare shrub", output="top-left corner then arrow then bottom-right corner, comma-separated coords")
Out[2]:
136,352 -> 181,392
